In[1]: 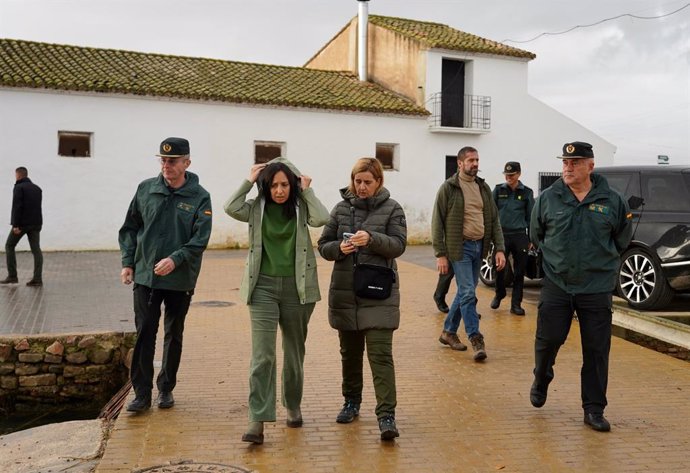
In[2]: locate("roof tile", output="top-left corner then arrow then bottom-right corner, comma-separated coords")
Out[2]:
369,15 -> 536,60
0,38 -> 428,116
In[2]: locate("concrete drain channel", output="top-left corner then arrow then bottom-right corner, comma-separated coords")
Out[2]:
191,300 -> 235,308
135,462 -> 251,472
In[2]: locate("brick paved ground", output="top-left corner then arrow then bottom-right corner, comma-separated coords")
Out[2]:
92,249 -> 690,473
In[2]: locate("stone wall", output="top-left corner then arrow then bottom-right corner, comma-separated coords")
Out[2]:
0,332 -> 135,415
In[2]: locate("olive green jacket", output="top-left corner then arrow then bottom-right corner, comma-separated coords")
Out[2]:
224,158 -> 330,305
432,173 -> 504,261
530,174 -> 633,294
119,172 -> 212,291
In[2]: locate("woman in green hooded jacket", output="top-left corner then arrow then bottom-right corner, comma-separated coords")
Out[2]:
225,157 -> 329,445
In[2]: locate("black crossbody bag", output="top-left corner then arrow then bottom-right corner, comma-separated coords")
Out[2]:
350,207 -> 396,300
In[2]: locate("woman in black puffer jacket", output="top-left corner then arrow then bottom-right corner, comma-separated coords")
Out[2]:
318,157 -> 407,441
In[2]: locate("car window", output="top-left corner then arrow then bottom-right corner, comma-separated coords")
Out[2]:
643,173 -> 690,212
600,172 -> 640,199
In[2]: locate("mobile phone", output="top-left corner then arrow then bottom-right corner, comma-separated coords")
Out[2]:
343,232 -> 355,243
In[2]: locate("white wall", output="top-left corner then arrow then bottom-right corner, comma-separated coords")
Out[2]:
0,64 -> 617,252
0,89 -> 434,250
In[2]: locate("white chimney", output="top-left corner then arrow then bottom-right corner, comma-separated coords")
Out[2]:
357,0 -> 369,81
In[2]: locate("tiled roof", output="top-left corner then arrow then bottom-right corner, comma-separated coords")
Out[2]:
369,15 -> 536,60
0,38 -> 428,116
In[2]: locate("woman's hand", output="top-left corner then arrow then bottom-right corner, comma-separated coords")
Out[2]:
340,239 -> 357,255
299,174 -> 312,190
349,230 -> 370,248
248,163 -> 267,183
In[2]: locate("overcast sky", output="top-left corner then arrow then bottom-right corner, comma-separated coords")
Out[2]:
1,0 -> 688,165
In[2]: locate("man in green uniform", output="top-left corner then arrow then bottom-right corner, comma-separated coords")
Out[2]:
529,141 -> 632,432
119,137 -> 212,412
490,161 -> 534,315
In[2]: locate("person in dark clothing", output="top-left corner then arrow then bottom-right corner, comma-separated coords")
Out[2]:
118,137 -> 212,413
2,167 -> 43,286
318,157 -> 407,441
529,141 -> 632,432
490,161 -> 534,316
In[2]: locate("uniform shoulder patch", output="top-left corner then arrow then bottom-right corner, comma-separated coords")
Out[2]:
203,209 -> 212,216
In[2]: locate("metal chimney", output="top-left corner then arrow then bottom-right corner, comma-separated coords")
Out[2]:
357,0 -> 369,81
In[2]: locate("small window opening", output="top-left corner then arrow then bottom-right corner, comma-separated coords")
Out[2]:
255,141 -> 285,164
58,131 -> 92,158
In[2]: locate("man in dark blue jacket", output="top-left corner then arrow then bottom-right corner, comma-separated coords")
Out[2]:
1,167 -> 43,286
529,141 -> 632,432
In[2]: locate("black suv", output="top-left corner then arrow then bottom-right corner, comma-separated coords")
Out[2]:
597,165 -> 690,309
480,165 -> 690,310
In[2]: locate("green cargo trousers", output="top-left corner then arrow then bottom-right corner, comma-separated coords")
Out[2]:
248,274 -> 314,422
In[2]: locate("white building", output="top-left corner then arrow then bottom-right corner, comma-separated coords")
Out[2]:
0,13 -> 614,251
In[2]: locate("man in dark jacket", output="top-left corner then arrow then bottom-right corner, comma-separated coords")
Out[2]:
2,167 -> 43,286
432,146 -> 506,361
118,137 -> 212,413
490,161 -> 534,315
529,141 -> 632,432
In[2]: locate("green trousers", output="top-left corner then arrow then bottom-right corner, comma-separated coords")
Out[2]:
248,274 -> 314,422
339,328 -> 397,418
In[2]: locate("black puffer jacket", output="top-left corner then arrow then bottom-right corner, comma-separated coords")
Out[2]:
318,186 -> 407,331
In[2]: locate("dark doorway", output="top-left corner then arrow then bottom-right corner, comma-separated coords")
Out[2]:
445,155 -> 457,179
441,59 -> 465,127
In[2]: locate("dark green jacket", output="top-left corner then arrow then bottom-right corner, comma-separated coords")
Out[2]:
318,187 -> 407,331
492,181 -> 534,235
119,172 -> 212,291
530,174 -> 632,294
432,173 -> 504,260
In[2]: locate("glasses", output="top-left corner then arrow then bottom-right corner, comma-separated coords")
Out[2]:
158,157 -> 186,165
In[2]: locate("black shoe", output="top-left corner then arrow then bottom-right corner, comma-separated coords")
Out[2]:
490,296 -> 503,309
510,305 -> 525,316
336,399 -> 360,424
157,391 -> 174,408
26,280 -> 43,287
0,277 -> 18,284
126,395 -> 151,413
286,408 -> 303,428
530,381 -> 547,408
433,295 -> 449,313
584,412 -> 611,432
378,415 -> 400,441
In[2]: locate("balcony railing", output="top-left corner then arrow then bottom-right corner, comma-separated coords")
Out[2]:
427,92 -> 491,131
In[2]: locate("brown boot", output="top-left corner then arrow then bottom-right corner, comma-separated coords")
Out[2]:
469,334 -> 487,361
439,331 -> 468,351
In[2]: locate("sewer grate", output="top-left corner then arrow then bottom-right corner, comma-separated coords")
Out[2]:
134,462 -> 251,472
190,300 -> 235,308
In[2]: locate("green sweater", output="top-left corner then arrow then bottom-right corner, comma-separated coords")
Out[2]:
432,173 -> 504,261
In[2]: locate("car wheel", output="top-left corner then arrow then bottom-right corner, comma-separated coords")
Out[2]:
480,246 -> 514,287
617,247 -> 675,310
480,251 -> 496,287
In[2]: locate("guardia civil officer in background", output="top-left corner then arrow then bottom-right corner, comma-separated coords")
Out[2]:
529,141 -> 632,432
490,161 -> 534,316
119,137 -> 212,413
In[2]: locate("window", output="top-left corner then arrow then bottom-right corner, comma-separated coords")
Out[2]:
375,143 -> 399,171
254,141 -> 285,164
538,172 -> 561,193
58,131 -> 91,157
